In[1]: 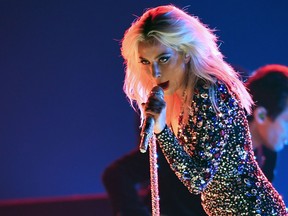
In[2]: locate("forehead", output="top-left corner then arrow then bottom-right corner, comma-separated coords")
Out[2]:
138,40 -> 175,58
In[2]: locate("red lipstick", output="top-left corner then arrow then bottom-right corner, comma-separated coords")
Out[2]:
158,81 -> 169,90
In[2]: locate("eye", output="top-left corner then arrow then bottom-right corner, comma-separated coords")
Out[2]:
159,55 -> 170,63
139,59 -> 150,65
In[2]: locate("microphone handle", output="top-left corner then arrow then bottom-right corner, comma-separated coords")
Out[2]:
139,116 -> 155,153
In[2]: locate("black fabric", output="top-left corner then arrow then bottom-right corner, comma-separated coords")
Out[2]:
103,146 -> 278,216
254,145 -> 277,182
102,148 -> 207,216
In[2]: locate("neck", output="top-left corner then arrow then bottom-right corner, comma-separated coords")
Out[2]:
175,81 -> 188,99
248,120 -> 262,149
165,93 -> 183,127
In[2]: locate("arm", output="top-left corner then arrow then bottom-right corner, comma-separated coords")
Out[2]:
156,81 -> 241,194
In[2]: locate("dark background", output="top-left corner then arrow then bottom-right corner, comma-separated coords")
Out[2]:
0,0 -> 287,204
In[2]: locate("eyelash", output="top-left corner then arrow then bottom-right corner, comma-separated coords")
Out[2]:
140,56 -> 170,65
159,56 -> 170,63
140,60 -> 149,65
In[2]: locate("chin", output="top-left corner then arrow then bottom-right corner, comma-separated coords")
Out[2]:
164,89 -> 175,96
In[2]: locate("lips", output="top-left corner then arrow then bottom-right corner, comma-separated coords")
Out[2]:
158,81 -> 169,90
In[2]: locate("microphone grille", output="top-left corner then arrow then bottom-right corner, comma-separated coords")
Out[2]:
150,86 -> 164,98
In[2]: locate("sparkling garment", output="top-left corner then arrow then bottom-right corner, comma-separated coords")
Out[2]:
156,81 -> 287,216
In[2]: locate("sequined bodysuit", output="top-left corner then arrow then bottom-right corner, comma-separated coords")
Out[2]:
156,81 -> 287,216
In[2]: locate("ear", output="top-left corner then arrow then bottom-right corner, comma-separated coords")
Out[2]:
253,106 -> 267,124
184,53 -> 191,64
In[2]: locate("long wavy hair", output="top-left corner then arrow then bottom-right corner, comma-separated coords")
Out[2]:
121,5 -> 253,125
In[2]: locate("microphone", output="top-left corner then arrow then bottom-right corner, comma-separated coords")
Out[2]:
139,86 -> 164,153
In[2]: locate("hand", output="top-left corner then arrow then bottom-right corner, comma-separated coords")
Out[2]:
143,87 -> 166,134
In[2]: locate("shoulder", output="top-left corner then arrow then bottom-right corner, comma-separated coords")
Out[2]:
194,79 -> 230,101
193,79 -> 241,115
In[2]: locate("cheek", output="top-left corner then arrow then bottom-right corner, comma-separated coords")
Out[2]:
141,67 -> 152,78
259,123 -> 276,144
269,122 -> 284,143
169,71 -> 185,88
141,66 -> 149,74
172,64 -> 186,78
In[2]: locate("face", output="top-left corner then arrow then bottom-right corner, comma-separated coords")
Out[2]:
258,106 -> 288,151
138,40 -> 189,96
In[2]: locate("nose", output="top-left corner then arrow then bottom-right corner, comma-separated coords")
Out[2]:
152,63 -> 161,78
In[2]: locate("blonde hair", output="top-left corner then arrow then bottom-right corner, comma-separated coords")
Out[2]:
121,4 -> 253,124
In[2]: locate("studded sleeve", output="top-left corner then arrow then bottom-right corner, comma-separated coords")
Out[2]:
155,81 -> 244,194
